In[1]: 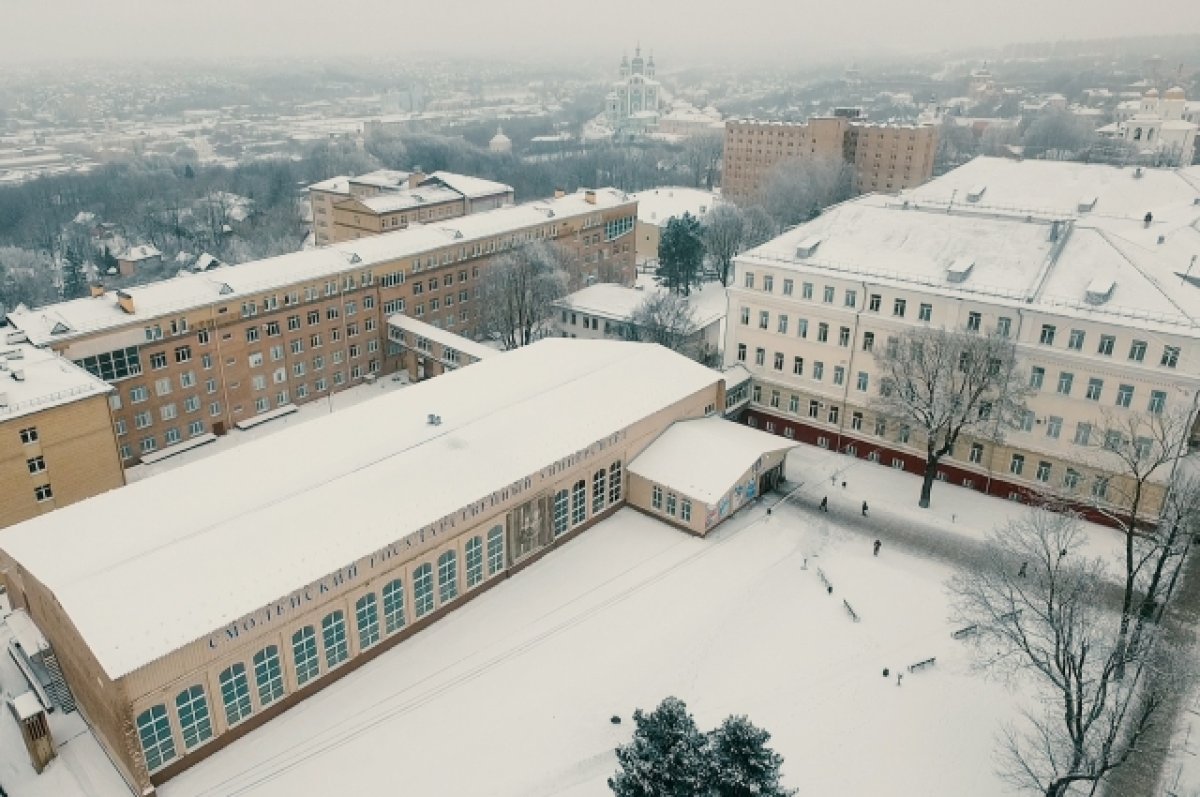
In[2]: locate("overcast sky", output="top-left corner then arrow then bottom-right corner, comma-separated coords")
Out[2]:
3,0 -> 1199,66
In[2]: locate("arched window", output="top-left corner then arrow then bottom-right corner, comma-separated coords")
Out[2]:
322,610 -> 348,668
553,489 -> 570,535
292,626 -> 320,686
355,593 -> 380,650
136,704 -> 176,772
218,663 -> 253,727
1133,127 -> 1143,140
465,536 -> 484,587
252,646 -> 284,707
438,550 -> 458,603
382,578 -> 406,633
608,461 -> 623,504
571,479 -> 587,526
487,526 -> 505,575
413,562 -> 435,617
592,469 -> 607,514
175,685 -> 213,749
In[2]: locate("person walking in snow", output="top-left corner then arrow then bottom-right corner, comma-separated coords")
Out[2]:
819,496 -> 828,512
862,500 -> 869,517
873,539 -> 882,556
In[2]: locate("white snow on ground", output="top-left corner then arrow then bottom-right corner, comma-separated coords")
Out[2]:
159,493 -> 1043,797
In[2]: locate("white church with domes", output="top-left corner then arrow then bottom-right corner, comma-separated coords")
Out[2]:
1101,87 -> 1198,166
604,47 -> 663,139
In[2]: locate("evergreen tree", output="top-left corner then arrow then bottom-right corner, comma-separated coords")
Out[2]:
61,245 -> 88,300
708,715 -> 795,797
184,164 -> 196,179
656,213 -> 704,296
609,697 -> 711,797
101,245 -> 119,273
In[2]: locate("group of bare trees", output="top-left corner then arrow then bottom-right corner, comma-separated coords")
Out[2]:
866,322 -> 1199,794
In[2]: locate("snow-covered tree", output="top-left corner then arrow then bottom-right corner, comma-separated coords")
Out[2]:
759,156 -> 853,229
60,245 -> 89,300
702,204 -> 745,287
609,697 -> 712,797
477,241 -> 569,349
873,326 -> 1029,508
708,715 -> 795,797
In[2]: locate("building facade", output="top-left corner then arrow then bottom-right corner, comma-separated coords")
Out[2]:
1101,88 -> 1198,167
722,117 -> 938,201
0,340 -> 766,795
604,47 -> 662,138
308,170 -> 514,246
0,341 -> 124,528
6,190 -> 638,469
725,157 -> 1200,520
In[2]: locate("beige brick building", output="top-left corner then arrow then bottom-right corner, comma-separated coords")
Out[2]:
722,117 -> 937,201
725,157 -> 1200,521
0,340 -> 787,794
309,170 -> 514,246
5,189 -> 638,469
0,341 -> 124,528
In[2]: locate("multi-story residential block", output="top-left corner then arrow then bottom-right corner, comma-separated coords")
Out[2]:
0,340 -> 123,527
725,156 -> 1200,518
6,189 -> 638,468
308,169 -> 514,245
722,116 -> 938,201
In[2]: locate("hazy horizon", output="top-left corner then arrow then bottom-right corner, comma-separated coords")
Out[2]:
3,0 -> 1200,67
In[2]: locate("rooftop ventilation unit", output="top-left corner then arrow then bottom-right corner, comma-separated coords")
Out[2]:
11,369 -> 25,382
966,184 -> 987,202
1078,195 -> 1098,212
1134,167 -> 1144,178
946,257 -> 975,283
795,236 -> 823,258
1085,277 -> 1115,305
426,413 -> 442,426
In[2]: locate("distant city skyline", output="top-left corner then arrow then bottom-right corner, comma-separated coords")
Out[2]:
3,0 -> 1200,66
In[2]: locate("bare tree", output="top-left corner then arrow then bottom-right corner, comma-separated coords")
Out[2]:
873,327 -> 1029,508
1071,406 -> 1199,676
679,131 -> 724,190
626,291 -> 714,364
739,204 -> 779,249
1022,110 -> 1096,160
477,241 -> 569,350
758,156 -> 854,229
949,509 -> 1186,797
702,204 -> 745,287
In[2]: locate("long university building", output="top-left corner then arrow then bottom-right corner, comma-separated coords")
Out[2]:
726,157 -> 1200,516
5,189 -> 637,467
0,340 -> 761,794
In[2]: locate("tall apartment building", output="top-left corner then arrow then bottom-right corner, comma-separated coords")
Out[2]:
0,340 -> 124,527
5,189 -> 638,468
725,156 -> 1200,518
722,116 -> 937,201
308,169 -> 514,246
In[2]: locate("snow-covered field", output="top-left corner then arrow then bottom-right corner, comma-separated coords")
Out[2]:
159,495 -> 1032,797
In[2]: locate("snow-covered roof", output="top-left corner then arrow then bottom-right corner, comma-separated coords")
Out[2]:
422,171 -> 513,200
629,416 -> 795,504
354,185 -> 463,214
308,175 -> 350,194
348,169 -> 412,190
0,340 -> 112,422
386,313 -> 497,362
630,187 -> 720,226
0,340 -> 721,679
554,282 -> 727,328
119,244 -> 161,261
741,157 -> 1200,334
6,188 -> 634,347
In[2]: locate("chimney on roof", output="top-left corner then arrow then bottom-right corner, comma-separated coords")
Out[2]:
554,187 -> 566,199
584,189 -> 597,205
408,171 -> 426,189
89,282 -> 105,298
116,290 -> 135,315
1144,211 -> 1153,228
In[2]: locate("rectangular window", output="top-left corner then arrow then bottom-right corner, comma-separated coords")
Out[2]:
773,352 -> 784,371
737,344 -> 746,362
1086,378 -> 1103,401
1030,367 -> 1044,389
868,294 -> 881,312
813,361 -> 824,380
1149,390 -> 1167,414
1162,346 -> 1180,368
817,323 -> 828,343
1073,422 -> 1092,446
856,371 -> 869,391
969,443 -> 983,464
34,483 -> 53,502
893,298 -> 907,317
797,319 -> 808,339
1036,461 -> 1052,483
1067,329 -> 1085,350
740,307 -> 750,325
823,286 -> 835,303
996,316 -> 1011,337
26,455 -> 45,474
851,412 -> 863,431
651,485 -> 662,510
808,400 -> 820,418
862,331 -> 874,352
828,406 -> 839,424
838,326 -> 850,347
782,279 -> 794,295
744,272 -> 755,288
130,386 -> 148,403
788,394 -> 799,413
755,348 -> 765,366
150,352 -> 167,370
1116,384 -> 1134,408
666,493 -> 677,516
1047,416 -> 1062,438
1039,324 -> 1056,345
1098,335 -> 1115,356
770,389 -> 780,408
792,356 -> 804,376
777,314 -> 789,334
1010,454 -> 1024,475
844,290 -> 857,308
966,311 -> 981,332
802,282 -> 813,299
833,366 -> 845,386
759,310 -> 769,329
1057,372 -> 1073,395
763,275 -> 774,292
680,500 -> 692,522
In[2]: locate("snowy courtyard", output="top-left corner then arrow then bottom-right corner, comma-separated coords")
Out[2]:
152,451 -> 1096,797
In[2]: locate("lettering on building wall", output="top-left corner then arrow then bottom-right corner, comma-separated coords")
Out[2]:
207,430 -> 627,650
